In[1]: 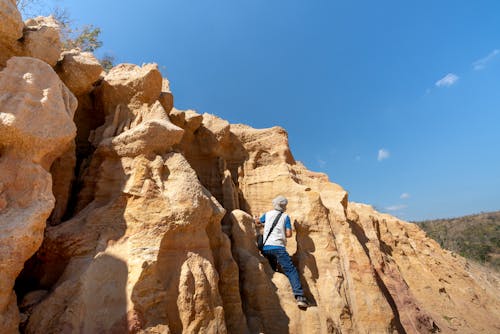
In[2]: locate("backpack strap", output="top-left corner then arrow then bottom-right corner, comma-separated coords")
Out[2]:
262,212 -> 283,247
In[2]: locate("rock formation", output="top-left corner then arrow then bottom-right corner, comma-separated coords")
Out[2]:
0,56 -> 76,333
0,1 -> 61,67
0,0 -> 23,66
1,1 -> 499,333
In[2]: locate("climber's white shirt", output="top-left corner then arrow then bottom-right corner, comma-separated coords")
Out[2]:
260,209 -> 292,249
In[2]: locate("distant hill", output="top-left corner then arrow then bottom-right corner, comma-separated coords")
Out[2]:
416,211 -> 500,270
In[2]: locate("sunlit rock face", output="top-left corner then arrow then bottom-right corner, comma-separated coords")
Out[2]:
21,16 -> 61,67
0,0 -> 23,67
0,56 -> 76,334
1,1 -> 500,334
20,61 -> 247,334
0,2 -> 62,69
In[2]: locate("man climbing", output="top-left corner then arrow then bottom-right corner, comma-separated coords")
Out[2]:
255,195 -> 309,309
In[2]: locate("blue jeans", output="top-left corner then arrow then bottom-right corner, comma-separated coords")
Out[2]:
262,247 -> 304,296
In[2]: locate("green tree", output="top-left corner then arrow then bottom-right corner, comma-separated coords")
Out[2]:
62,25 -> 103,52
99,53 -> 115,72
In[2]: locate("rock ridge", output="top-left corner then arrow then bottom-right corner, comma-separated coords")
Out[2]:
1,1 -> 499,333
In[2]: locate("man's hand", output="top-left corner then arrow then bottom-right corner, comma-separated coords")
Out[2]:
254,215 -> 262,227
285,228 -> 292,238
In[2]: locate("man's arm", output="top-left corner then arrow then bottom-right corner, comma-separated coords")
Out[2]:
285,216 -> 292,238
254,213 -> 266,227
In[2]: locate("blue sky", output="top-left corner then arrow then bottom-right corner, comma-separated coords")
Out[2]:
33,1 -> 500,221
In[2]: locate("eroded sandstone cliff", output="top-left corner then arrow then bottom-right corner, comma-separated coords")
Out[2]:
1,1 -> 499,333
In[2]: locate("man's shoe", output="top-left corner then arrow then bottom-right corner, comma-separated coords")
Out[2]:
295,295 -> 308,308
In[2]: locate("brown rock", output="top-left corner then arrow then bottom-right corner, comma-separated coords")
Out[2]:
349,203 -> 500,333
5,53 -> 500,333
23,80 -> 246,333
158,77 -> 173,112
94,63 -> 163,114
169,108 -> 203,132
0,57 -> 77,166
19,290 -> 48,311
201,113 -> 231,153
230,210 -> 291,333
230,123 -> 500,333
159,91 -> 174,114
230,124 -> 296,168
91,101 -> 184,157
26,151 -> 247,333
232,132 -> 385,333
168,107 -> 186,127
0,0 -> 23,66
0,57 -> 76,333
48,142 -> 76,225
101,117 -> 183,157
55,49 -> 103,96
22,16 -> 61,67
0,0 -> 23,41
185,110 -> 204,131
0,4 -> 64,68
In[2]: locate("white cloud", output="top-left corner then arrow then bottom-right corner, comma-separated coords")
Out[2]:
377,149 -> 390,161
355,155 -> 361,161
435,73 -> 459,87
473,49 -> 500,70
400,192 -> 410,199
317,158 -> 326,168
385,204 -> 408,211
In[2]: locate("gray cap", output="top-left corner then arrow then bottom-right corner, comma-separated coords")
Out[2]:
272,195 -> 288,212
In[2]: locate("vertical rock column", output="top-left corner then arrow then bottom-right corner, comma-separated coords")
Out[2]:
0,57 -> 77,333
